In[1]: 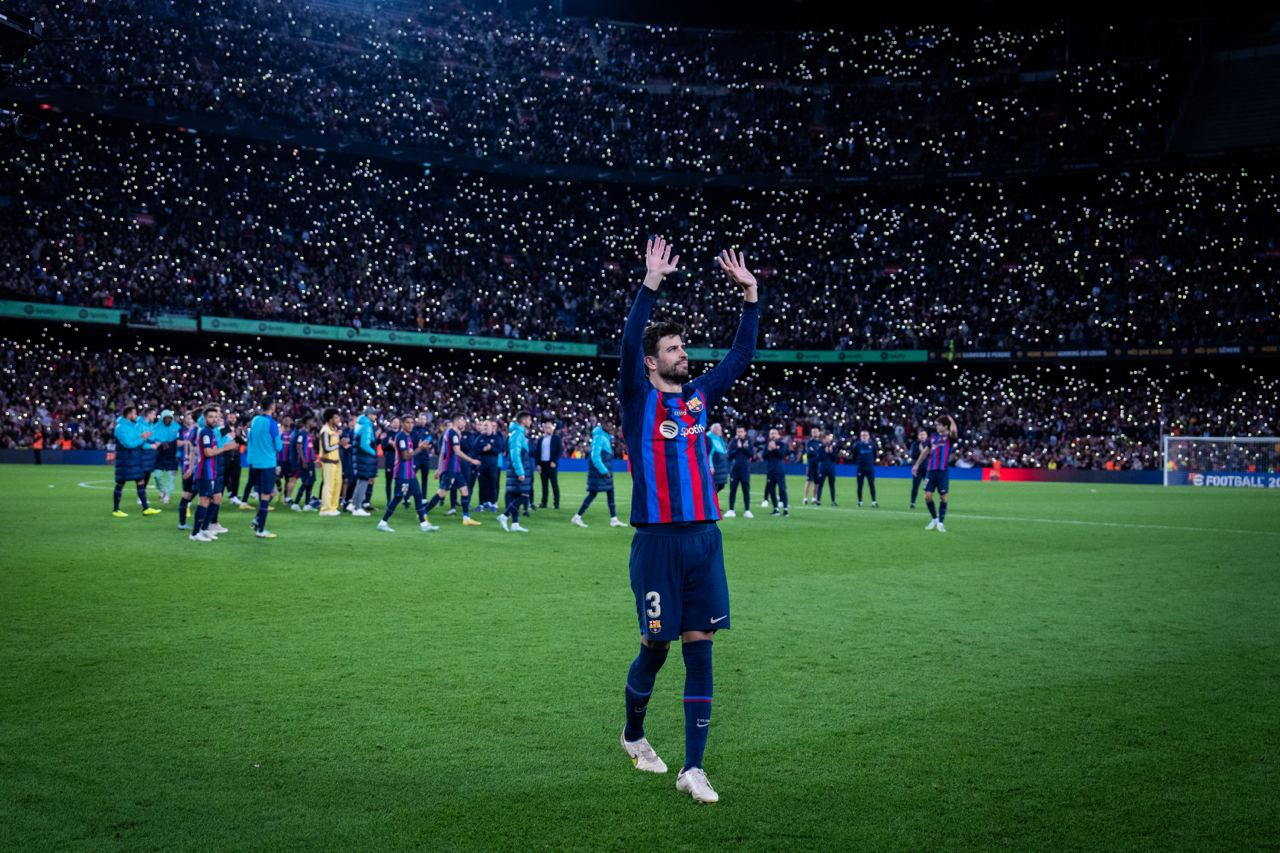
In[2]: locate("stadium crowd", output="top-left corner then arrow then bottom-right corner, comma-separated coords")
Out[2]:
3,120 -> 1277,353
2,334 -> 1276,472
12,0 -> 1191,176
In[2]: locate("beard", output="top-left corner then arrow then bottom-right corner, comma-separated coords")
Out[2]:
658,360 -> 690,384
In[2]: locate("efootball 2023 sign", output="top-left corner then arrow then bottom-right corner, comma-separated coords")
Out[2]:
1188,472 -> 1280,489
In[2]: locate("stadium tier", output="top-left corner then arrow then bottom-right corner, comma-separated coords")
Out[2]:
2,330 -> 1276,472
9,1 -> 1195,177
2,119 -> 1277,353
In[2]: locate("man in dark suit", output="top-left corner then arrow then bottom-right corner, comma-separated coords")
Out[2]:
535,418 -> 562,509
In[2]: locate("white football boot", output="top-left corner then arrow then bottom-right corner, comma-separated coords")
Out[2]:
621,730 -> 668,774
675,767 -> 720,804
925,519 -> 939,530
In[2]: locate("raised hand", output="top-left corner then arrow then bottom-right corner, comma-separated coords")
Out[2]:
716,247 -> 757,293
644,236 -> 680,281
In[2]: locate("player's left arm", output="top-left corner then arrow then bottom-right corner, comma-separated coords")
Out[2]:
947,416 -> 958,439
690,248 -> 759,406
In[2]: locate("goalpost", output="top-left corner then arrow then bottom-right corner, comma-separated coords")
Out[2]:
1162,436 -> 1280,488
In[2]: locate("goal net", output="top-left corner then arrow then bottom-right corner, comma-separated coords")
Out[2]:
1162,436 -> 1280,488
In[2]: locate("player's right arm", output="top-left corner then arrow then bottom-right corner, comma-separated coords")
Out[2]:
912,443 -> 930,475
620,236 -> 679,400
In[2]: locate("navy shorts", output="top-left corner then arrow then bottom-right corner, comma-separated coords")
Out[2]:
194,477 -> 216,498
630,523 -> 730,642
924,470 -> 950,495
182,474 -> 195,494
806,463 -> 819,481
250,466 -> 276,496
394,477 -> 424,506
439,470 -> 464,490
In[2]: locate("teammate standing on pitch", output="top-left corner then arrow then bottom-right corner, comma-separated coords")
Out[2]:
913,415 -> 957,533
618,236 -> 760,805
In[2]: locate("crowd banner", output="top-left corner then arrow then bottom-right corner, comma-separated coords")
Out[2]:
686,348 -> 928,364
0,300 -> 123,326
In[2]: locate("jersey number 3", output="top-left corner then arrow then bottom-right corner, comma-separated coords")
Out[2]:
645,591 -> 661,618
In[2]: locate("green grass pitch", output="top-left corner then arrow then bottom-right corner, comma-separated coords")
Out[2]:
1,465 -> 1277,850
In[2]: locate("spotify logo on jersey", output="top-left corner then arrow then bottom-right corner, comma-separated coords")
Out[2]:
659,419 -> 680,439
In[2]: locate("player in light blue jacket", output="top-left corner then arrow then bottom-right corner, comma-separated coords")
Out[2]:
571,422 -> 626,528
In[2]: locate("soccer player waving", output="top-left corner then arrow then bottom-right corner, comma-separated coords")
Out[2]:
618,236 -> 760,805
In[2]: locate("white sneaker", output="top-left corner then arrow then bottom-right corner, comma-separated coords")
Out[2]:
925,519 -> 938,530
723,509 -> 737,518
571,515 -> 587,528
290,503 -> 302,513
610,517 -> 627,527
743,510 -> 754,519
621,730 -> 668,774
303,504 -> 316,512
318,510 -> 340,517
511,523 -> 529,533
199,530 -> 218,541
161,494 -> 170,505
676,767 -> 720,804
445,508 -> 457,517
498,514 -> 510,532
189,532 -> 207,542
178,523 -> 190,530
937,522 -> 947,533
209,523 -> 229,534
760,499 -> 769,508
350,509 -> 371,517
377,520 -> 395,533
419,521 -> 440,532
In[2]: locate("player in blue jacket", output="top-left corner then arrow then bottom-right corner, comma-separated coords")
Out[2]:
571,422 -> 627,528
499,413 -> 533,532
112,405 -> 161,518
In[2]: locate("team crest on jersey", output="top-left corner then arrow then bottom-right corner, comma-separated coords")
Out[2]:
659,419 -> 680,440
648,619 -> 662,633
686,396 -> 704,414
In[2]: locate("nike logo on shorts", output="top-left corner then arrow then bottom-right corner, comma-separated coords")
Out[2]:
710,615 -> 728,624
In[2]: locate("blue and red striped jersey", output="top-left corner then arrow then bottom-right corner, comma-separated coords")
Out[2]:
197,426 -> 220,480
440,428 -> 461,473
619,287 -> 759,525
394,430 -> 415,480
927,432 -> 952,471
295,428 -> 315,466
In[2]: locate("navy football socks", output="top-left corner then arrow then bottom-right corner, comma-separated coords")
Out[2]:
624,643 -> 669,741
682,640 -> 714,770
192,503 -> 207,533
926,499 -> 937,519
939,501 -> 948,522
113,483 -> 123,511
136,484 -> 149,510
178,497 -> 189,526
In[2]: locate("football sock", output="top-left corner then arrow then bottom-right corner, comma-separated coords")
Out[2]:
193,503 -> 207,532
424,494 -> 443,514
682,640 -> 713,770
606,490 -> 617,517
179,497 -> 189,526
624,643 -> 669,741
939,501 -> 948,522
926,499 -> 937,519
382,494 -> 400,522
461,495 -> 471,517
113,482 -> 123,511
136,484 -> 149,510
255,501 -> 270,532
209,502 -> 220,525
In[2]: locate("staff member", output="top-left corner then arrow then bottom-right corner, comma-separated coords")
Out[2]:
535,418 -> 562,510
319,408 -> 343,516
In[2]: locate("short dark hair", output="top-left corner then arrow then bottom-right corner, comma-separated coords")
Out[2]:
935,415 -> 950,427
302,411 -> 316,424
402,411 -> 416,424
642,320 -> 685,360
323,407 -> 339,422
260,398 -> 274,412
204,406 -> 219,418
517,411 -> 532,421
122,405 -> 136,417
